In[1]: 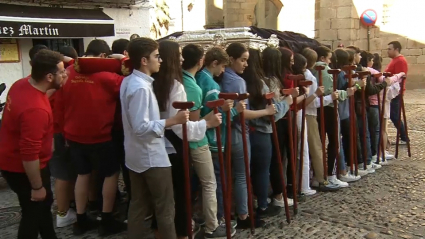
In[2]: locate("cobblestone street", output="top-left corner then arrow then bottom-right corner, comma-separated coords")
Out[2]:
0,90 -> 424,239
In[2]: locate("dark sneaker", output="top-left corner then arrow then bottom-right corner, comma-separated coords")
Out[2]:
73,218 -> 99,236
218,218 -> 237,229
256,204 -> 282,219
193,223 -> 201,237
236,216 -> 265,229
194,215 -> 206,227
317,180 -> 340,192
205,225 -> 236,238
98,220 -> 126,237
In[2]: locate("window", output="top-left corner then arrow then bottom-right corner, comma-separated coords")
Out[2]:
32,39 -> 84,56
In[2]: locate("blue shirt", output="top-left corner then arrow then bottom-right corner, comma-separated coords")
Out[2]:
120,70 -> 170,173
220,67 -> 249,135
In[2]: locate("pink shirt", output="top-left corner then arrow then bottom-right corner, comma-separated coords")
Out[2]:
367,67 -> 404,106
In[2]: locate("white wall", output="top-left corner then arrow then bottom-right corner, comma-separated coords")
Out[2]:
0,39 -> 32,105
83,6 -> 151,50
168,0 -> 206,33
0,6 -> 152,108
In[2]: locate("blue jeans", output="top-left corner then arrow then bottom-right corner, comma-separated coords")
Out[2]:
338,121 -> 347,172
249,131 -> 272,210
213,128 -> 250,219
390,95 -> 408,141
357,112 -> 372,165
368,106 -> 380,156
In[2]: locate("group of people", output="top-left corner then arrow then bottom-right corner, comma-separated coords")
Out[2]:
0,34 -> 408,239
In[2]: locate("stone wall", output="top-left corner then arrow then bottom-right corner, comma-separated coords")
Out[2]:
224,0 -> 257,27
315,0 -> 425,89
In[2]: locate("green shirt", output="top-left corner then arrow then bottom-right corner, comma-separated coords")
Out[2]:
182,70 -> 209,149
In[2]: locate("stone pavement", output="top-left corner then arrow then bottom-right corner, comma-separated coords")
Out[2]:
0,89 -> 424,239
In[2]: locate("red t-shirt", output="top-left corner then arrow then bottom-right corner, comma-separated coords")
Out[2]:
56,66 -> 124,144
0,78 -> 53,173
385,55 -> 408,92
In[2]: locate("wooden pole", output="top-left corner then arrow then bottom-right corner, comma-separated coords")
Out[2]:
237,93 -> 256,234
281,88 -> 298,215
205,99 -> 232,239
357,71 -> 371,170
264,91 -> 291,224
172,101 -> 195,238
328,69 -> 342,178
315,65 -> 327,180
342,65 -> 357,176
296,80 -> 312,193
218,93 -> 239,212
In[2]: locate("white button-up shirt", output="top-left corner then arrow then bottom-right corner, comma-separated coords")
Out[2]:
160,80 -> 207,154
305,69 -> 333,116
120,70 -> 170,173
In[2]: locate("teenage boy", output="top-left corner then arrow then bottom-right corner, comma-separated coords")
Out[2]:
196,47 -> 249,230
181,44 -> 237,237
385,41 -> 409,145
0,49 -> 65,239
311,46 -> 354,185
57,39 -> 126,236
122,37 -> 189,239
111,38 -> 131,212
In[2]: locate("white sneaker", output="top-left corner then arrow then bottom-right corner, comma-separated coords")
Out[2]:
372,155 -> 377,162
328,175 -> 349,188
358,164 -> 376,174
380,159 -> 389,165
385,151 -> 395,160
368,162 -> 382,170
56,209 -> 77,228
339,173 -> 361,183
301,189 -> 317,196
272,197 -> 294,207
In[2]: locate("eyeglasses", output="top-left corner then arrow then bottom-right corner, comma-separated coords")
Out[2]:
143,54 -> 161,60
55,70 -> 68,77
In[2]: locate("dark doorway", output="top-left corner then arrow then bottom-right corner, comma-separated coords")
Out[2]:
32,39 -> 84,56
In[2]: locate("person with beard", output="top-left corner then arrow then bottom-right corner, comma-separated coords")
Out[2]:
385,41 -> 409,145
56,39 -> 126,236
0,49 -> 66,239
48,46 -> 79,228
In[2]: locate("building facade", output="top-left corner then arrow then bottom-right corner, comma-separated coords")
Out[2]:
0,0 -> 152,103
205,0 -> 424,89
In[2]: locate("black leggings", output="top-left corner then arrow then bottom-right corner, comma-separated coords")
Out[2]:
270,116 -> 292,196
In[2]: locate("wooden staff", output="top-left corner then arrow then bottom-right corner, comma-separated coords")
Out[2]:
218,93 -> 239,206
315,65 -> 327,180
373,73 -> 383,164
328,69 -> 341,178
172,101 -> 195,238
237,93 -> 255,235
264,91 -> 291,224
395,76 -> 411,158
357,71 -> 371,170
378,72 -> 392,163
296,80 -> 312,193
342,65 -> 357,176
205,99 -> 232,239
281,88 -> 298,215
287,74 -> 304,195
